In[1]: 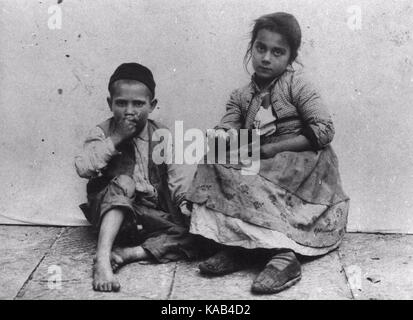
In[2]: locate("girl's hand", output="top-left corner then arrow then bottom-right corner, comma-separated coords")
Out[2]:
207,129 -> 230,142
216,130 -> 229,141
260,143 -> 278,159
179,200 -> 192,218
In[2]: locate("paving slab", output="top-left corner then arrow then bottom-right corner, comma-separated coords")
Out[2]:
16,227 -> 176,300
170,251 -> 352,300
338,233 -> 413,300
0,226 -> 63,300
6,226 -> 412,300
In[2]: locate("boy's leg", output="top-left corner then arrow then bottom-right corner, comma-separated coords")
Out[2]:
125,204 -> 197,263
94,207 -> 150,291
110,245 -> 149,271
87,174 -> 149,291
108,204 -> 192,267
93,208 -> 124,292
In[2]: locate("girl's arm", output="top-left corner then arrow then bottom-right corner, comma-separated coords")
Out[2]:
260,134 -> 313,159
261,72 -> 335,159
291,72 -> 335,149
214,89 -> 243,131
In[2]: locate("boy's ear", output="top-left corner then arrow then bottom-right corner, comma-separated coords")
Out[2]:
149,98 -> 158,113
107,97 -> 113,111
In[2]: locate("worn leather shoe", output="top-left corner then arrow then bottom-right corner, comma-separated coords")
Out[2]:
251,250 -> 301,294
199,248 -> 247,276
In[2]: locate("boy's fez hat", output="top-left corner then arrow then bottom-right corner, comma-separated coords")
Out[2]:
108,63 -> 156,97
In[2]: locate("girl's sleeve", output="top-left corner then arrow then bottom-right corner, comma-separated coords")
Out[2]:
215,89 -> 243,131
291,72 -> 335,149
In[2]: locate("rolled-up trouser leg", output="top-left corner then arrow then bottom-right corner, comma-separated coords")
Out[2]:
86,175 -> 137,229
133,204 -> 198,263
82,175 -> 199,260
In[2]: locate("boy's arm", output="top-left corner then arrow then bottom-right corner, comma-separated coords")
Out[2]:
167,163 -> 194,208
74,126 -> 118,178
162,131 -> 195,210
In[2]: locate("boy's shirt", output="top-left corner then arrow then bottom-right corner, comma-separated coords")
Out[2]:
75,121 -> 187,206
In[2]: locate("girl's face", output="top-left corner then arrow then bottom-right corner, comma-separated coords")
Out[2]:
251,29 -> 291,81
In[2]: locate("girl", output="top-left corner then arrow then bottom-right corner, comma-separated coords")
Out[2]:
185,12 -> 350,294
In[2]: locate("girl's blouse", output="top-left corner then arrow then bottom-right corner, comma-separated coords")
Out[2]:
216,68 -> 335,150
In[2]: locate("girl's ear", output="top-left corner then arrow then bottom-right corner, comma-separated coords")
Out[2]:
149,99 -> 158,113
107,97 -> 113,111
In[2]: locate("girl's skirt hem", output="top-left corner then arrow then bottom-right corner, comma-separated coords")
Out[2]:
190,204 -> 342,257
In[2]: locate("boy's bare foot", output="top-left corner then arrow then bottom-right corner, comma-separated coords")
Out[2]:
93,257 -> 121,292
110,246 -> 148,271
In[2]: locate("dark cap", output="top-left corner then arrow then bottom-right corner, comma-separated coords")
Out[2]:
108,62 -> 156,97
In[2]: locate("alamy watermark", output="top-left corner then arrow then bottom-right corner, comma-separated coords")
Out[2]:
151,122 -> 261,175
347,5 -> 362,31
47,265 -> 62,290
47,5 -> 62,30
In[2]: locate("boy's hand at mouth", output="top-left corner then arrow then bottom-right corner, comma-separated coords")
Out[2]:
110,118 -> 138,147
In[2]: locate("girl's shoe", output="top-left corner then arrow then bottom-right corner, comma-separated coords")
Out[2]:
251,250 -> 301,294
199,248 -> 247,276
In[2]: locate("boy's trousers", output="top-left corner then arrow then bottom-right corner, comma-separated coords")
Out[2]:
80,174 -> 199,263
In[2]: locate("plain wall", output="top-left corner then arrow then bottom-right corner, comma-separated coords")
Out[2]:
0,0 -> 412,232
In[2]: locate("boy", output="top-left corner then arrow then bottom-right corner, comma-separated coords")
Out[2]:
75,63 -> 194,292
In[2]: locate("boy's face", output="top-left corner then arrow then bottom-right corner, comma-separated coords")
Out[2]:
107,80 -> 157,133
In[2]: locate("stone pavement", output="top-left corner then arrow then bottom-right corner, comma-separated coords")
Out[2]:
1,226 -> 412,300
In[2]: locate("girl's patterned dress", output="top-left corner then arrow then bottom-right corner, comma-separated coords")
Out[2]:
186,68 -> 350,256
